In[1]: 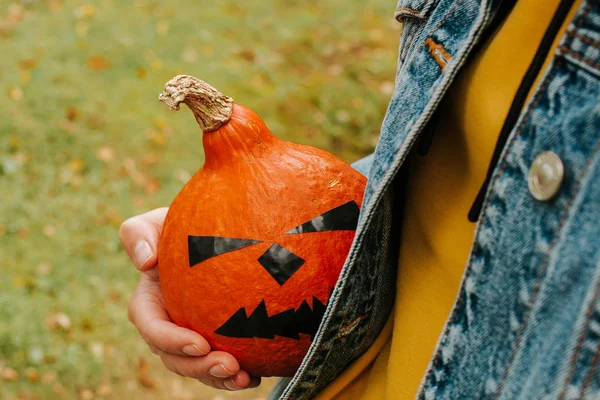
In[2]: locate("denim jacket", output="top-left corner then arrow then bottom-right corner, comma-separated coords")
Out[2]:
270,0 -> 600,398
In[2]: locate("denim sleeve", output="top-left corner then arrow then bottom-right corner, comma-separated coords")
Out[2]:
351,153 -> 374,177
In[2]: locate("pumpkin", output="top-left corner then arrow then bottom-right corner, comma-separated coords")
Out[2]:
157,75 -> 367,377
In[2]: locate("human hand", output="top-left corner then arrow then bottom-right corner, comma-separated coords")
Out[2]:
119,208 -> 261,391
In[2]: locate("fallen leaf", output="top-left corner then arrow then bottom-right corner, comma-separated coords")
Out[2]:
87,56 -> 111,71
142,153 -> 159,167
136,67 -> 147,79
147,130 -> 166,146
52,383 -> 67,397
7,4 -> 25,24
43,224 -> 56,237
37,263 -> 51,275
25,368 -> 39,382
19,58 -> 38,69
8,86 -> 23,101
237,48 -> 256,62
152,117 -> 168,130
144,177 -> 161,194
9,136 -> 21,149
89,342 -> 103,359
66,107 -> 81,121
1,367 -> 18,381
155,20 -> 169,35
60,119 -> 77,133
108,289 -> 121,303
49,0 -> 63,12
123,158 -> 145,185
47,312 -> 71,331
137,357 -> 155,389
68,158 -> 85,172
56,313 -> 71,330
41,371 -> 57,384
96,384 -> 113,397
379,81 -> 394,96
96,146 -> 114,162
80,388 -> 94,400
201,44 -> 213,56
10,151 -> 26,165
73,4 -> 96,19
86,113 -> 105,130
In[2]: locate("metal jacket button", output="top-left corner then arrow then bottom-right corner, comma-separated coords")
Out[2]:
528,151 -> 564,201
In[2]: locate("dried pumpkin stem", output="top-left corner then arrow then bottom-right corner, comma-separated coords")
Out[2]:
159,75 -> 233,132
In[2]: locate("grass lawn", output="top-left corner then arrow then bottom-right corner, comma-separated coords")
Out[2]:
0,0 -> 399,398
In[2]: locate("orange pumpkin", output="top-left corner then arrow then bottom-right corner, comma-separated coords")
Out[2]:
157,75 -> 367,377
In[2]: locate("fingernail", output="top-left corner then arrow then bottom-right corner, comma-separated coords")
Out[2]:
209,364 -> 234,378
182,344 -> 206,356
224,378 -> 241,391
133,240 -> 153,269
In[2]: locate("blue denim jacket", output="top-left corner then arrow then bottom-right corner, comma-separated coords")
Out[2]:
270,0 -> 600,398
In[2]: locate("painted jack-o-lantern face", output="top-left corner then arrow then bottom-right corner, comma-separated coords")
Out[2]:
157,75 -> 367,377
189,200 -> 360,340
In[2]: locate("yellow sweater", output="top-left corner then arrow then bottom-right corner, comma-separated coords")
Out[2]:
317,0 -> 582,398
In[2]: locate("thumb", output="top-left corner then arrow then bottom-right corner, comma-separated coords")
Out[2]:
119,207 -> 169,271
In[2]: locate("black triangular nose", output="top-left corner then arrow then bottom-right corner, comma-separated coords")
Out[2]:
258,243 -> 305,285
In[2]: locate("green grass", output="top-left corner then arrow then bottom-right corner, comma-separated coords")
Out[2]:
0,0 -> 399,398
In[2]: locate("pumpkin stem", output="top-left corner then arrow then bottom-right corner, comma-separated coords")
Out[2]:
159,75 -> 234,132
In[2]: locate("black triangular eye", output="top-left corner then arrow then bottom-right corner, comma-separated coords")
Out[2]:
188,236 -> 262,267
286,200 -> 360,234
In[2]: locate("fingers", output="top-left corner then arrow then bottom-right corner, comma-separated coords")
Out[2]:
160,351 -> 239,378
159,351 -> 260,390
128,273 -> 211,356
119,207 -> 168,271
198,371 -> 261,391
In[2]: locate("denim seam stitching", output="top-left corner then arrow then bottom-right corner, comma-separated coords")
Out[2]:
396,7 -> 421,15
400,21 -> 419,63
559,255 -> 600,399
559,46 -> 600,71
580,339 -> 600,399
566,30 -> 600,49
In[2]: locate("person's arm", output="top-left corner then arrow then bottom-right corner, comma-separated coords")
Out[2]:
119,208 -> 261,391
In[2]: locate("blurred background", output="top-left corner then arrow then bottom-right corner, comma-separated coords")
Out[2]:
0,0 -> 399,399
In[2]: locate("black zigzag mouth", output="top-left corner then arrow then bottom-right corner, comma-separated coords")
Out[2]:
215,295 -> 330,341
